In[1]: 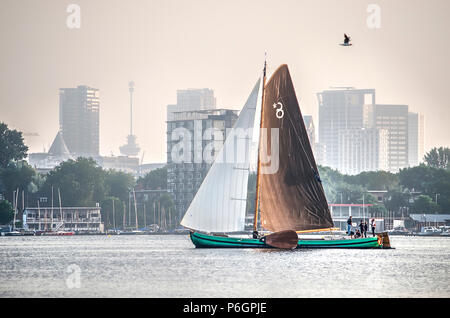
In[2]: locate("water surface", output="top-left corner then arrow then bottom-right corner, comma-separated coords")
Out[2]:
0,235 -> 448,297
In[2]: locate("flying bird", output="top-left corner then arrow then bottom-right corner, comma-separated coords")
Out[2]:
340,33 -> 352,46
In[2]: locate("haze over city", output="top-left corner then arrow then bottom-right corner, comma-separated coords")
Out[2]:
1,0 -> 449,163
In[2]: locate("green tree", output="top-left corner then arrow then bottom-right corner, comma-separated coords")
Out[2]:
344,171 -> 399,191
369,203 -> 387,217
159,193 -> 174,211
317,165 -> 344,202
159,193 -> 175,228
424,147 -> 450,169
411,195 -> 440,213
384,190 -> 409,213
398,165 -> 436,192
399,165 -> 450,213
0,122 -> 29,168
101,196 -> 125,230
136,167 -> 167,190
104,170 -> 135,202
0,160 -> 36,203
41,157 -> 107,207
0,200 -> 14,224
334,183 -> 366,204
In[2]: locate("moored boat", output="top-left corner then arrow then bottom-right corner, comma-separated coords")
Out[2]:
42,230 -> 75,236
416,226 -> 442,236
4,231 -> 23,236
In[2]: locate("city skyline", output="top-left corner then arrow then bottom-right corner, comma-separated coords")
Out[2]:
1,0 -> 449,163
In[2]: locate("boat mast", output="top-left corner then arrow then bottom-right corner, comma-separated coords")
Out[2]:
112,198 -> 116,231
133,189 -> 138,230
143,202 -> 146,228
37,200 -> 41,231
252,54 -> 267,237
12,189 -> 17,231
51,186 -> 54,230
58,188 -> 63,226
123,204 -> 126,229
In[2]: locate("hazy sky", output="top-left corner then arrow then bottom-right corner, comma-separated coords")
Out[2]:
1,0 -> 449,163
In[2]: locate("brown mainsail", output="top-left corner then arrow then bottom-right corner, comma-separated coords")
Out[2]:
258,64 -> 333,232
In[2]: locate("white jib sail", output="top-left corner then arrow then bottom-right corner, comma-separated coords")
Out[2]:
181,79 -> 261,233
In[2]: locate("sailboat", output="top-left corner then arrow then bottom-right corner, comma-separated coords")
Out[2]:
181,62 -> 389,249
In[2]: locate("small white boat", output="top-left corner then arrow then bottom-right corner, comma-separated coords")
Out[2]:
417,226 -> 442,236
4,231 -> 22,236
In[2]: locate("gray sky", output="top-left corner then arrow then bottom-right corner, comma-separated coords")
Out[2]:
1,0 -> 449,163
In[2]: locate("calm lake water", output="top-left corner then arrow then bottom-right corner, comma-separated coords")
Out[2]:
0,235 -> 449,297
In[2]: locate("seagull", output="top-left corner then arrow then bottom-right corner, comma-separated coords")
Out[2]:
340,33 -> 352,46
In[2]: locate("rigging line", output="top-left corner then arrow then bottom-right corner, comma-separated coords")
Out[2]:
253,58 -> 267,234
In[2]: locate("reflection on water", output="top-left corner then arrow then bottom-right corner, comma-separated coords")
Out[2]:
0,235 -> 449,297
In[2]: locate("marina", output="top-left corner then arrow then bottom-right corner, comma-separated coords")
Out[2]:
0,235 -> 448,298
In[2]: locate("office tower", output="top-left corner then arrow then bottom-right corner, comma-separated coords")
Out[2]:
314,143 -> 326,166
371,104 -> 409,172
176,88 -> 216,111
338,128 -> 388,175
59,85 -> 99,156
167,88 -> 217,121
167,108 -> 238,221
166,88 -> 237,220
303,115 -> 315,149
408,112 -> 425,166
317,88 -> 375,169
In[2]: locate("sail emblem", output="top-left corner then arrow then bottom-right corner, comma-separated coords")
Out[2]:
272,102 -> 284,119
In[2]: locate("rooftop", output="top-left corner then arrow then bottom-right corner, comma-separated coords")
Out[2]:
409,214 -> 450,222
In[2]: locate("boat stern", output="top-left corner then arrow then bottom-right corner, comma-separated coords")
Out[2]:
377,232 -> 392,249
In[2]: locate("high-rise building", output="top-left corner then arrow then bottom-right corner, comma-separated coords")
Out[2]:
313,143 -> 326,166
59,85 -> 99,156
177,88 -> 216,111
317,88 -> 375,169
167,109 -> 238,221
408,112 -> 425,166
338,128 -> 388,175
166,89 -> 237,221
370,104 -> 409,172
167,88 -> 216,121
303,115 -> 315,148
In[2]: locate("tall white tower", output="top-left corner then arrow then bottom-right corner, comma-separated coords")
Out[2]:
120,81 -> 140,157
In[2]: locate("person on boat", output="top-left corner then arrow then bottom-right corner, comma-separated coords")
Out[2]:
359,220 -> 364,237
354,229 -> 361,238
347,216 -> 353,236
364,221 -> 368,238
371,218 -> 376,237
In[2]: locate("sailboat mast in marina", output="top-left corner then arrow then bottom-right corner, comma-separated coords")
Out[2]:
181,61 -> 390,249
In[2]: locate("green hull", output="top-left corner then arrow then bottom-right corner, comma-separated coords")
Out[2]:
190,231 -> 382,249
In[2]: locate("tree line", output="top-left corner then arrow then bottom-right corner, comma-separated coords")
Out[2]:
0,122 -> 173,229
1,121 -> 449,228
318,160 -> 450,216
